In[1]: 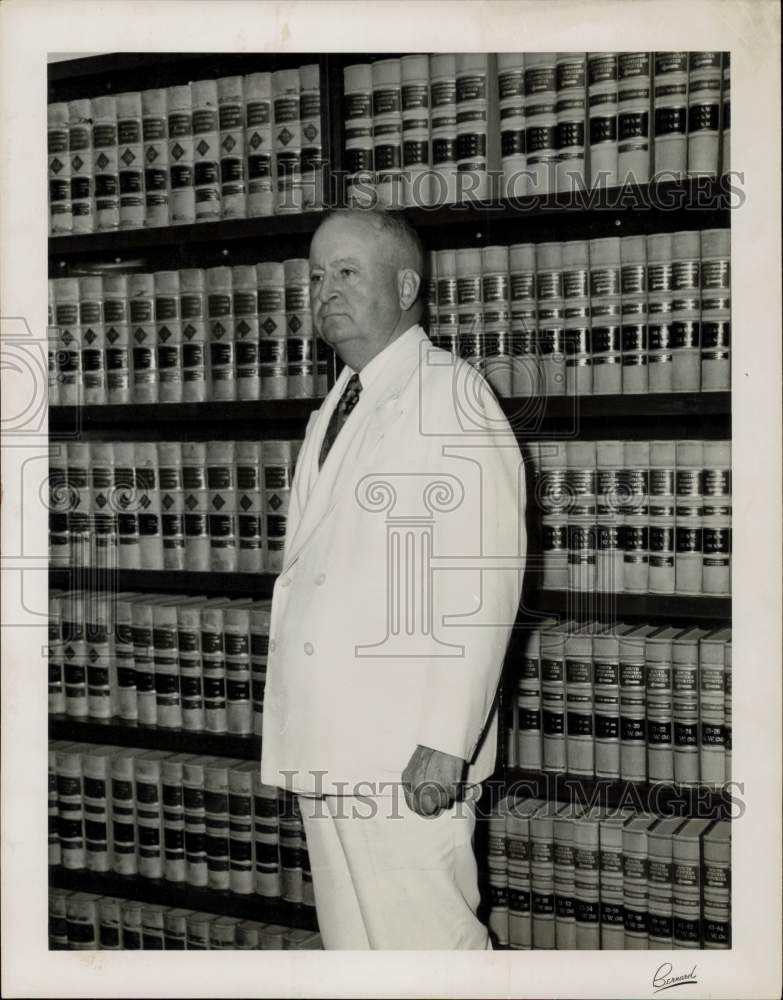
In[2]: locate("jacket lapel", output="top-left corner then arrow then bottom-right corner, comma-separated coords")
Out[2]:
281,326 -> 428,573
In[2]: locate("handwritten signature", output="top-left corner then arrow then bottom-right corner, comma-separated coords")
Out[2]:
652,963 -> 699,993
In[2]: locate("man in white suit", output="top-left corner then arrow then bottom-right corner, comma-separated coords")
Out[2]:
261,208 -> 525,949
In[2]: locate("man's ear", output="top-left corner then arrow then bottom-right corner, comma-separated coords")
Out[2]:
397,268 -> 421,310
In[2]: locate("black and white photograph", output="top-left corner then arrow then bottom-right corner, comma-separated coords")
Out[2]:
1,1 -> 780,997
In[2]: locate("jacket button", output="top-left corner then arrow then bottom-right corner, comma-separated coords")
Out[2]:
269,639 -> 277,652
279,577 -> 291,587
315,573 -> 326,585
304,642 -> 314,655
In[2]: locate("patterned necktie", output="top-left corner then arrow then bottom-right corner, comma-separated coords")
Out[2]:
318,373 -> 363,468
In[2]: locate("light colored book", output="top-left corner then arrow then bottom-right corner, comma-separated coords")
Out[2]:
116,91 -> 144,230
91,95 -> 120,230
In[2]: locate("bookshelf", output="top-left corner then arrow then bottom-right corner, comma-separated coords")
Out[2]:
48,49 -> 733,951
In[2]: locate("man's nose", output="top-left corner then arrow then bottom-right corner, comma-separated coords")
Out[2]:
319,272 -> 340,301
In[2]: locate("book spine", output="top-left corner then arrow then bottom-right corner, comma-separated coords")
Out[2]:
158,440 -> 185,572
207,266 -> 236,402
182,441 -> 210,572
430,54 -> 457,205
284,258 -> 314,398
687,52 -> 722,177
92,95 -> 120,230
115,597 -> 139,721
566,442 -> 597,592
250,605 -> 271,736
647,644 -> 675,784
530,818 -> 556,949
180,268 -> 208,403
508,243 -> 538,395
587,52 -> 618,189
720,54 -> 730,173
67,441 -> 91,568
82,751 -> 112,872
207,438 -> 238,572
699,641 -> 726,787
178,603 -> 205,731
593,645 -> 621,780
344,63 -> 375,207
675,440 -> 704,594
192,79 -> 222,221
62,591 -> 88,717
49,888 -> 70,948
236,442 -> 264,574
487,803 -> 509,946
245,72 -> 274,217
228,766 -> 256,894
48,284 -> 59,405
619,647 -> 647,782
121,899 -> 143,949
671,230 -> 701,392
97,896 -> 122,949
506,817 -> 532,949
161,759 -> 186,882
621,235 -> 648,395
554,823 -> 576,949
498,54 -> 526,199
153,603 -> 182,728
66,893 -> 100,949
401,54 -> 431,209
541,643 -> 566,773
79,275 -> 106,406
279,794 -> 304,904
48,103 -> 72,234
54,277 -> 82,406
218,75 -> 247,219
90,441 -> 118,573
68,98 -> 94,233
48,746 -> 62,865
204,761 -> 231,891
565,651 -> 594,776
618,52 -> 652,185
646,231 -> 674,392
623,836 -> 650,948
573,822 -> 601,949
129,272 -> 158,404
103,273 -> 131,405
116,91 -> 144,230
563,241 -> 591,397
595,441 -> 623,591
232,265 -> 260,401
132,600 -> 157,725
186,911 -> 211,949
49,443 -> 70,565
183,759 -> 208,886
649,440 -> 676,594
167,85 -> 195,224
622,440 -> 650,593
372,59 -> 403,208
262,440 -> 293,574
700,228 -> 731,393
555,52 -> 587,195
142,904 -> 166,949
598,828 -> 625,949
257,261 -> 288,400
57,746 -> 85,869
163,908 -> 188,948
135,441 -> 164,570
456,247 -> 483,374
273,69 -> 302,214
253,772 -> 282,897
225,607 -> 252,735
86,593 -> 115,719
457,53 -> 494,203
517,638 -> 542,769
155,269 -> 183,404
201,607 -> 228,732
653,52 -> 688,179
723,640 -> 732,783
141,88 -> 170,227
536,241 -> 565,397
211,916 -> 241,949
299,63 -> 323,211
48,594 -> 66,714
525,53 -> 558,196
482,245 -> 512,397
110,754 -> 137,875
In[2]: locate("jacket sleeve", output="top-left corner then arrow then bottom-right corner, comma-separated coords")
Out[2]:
413,363 -> 526,762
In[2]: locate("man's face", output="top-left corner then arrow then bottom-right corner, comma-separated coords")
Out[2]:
309,215 -> 401,355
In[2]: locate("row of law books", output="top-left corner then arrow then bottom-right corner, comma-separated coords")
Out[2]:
48,65 -> 323,235
49,591 -> 270,736
503,620 -> 732,787
48,266 -> 333,406
49,890 -> 321,950
48,438 -> 302,575
425,229 -> 730,397
485,797 -> 730,950
527,438 -> 731,597
343,52 -> 730,208
49,742 -> 313,905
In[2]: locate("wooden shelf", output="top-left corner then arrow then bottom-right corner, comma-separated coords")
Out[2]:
49,715 -> 257,759
49,567 -> 277,598
49,179 -> 730,265
504,768 -> 732,819
49,866 -> 319,931
527,589 -> 731,623
48,392 -> 729,438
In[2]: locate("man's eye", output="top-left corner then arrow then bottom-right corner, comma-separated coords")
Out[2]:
340,268 -> 354,277
310,273 -> 322,284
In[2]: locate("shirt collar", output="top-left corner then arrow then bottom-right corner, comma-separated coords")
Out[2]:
348,323 -> 423,392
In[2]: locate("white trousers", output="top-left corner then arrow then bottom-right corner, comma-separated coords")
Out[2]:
298,792 -> 491,950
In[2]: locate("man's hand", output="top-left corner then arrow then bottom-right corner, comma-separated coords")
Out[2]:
401,744 -> 467,816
